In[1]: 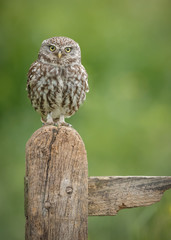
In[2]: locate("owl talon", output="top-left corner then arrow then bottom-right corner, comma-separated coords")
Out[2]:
44,122 -> 55,126
57,115 -> 72,127
58,122 -> 72,127
45,113 -> 54,125
41,117 -> 46,124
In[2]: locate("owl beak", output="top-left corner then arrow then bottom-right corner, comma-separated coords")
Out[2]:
58,51 -> 62,58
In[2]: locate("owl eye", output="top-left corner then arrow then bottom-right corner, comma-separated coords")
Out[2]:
49,45 -> 56,52
65,47 -> 72,53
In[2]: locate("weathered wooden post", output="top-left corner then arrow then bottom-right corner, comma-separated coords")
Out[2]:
25,126 -> 88,240
25,125 -> 171,240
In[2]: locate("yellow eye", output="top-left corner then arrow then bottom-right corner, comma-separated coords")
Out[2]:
49,45 -> 56,52
65,47 -> 71,53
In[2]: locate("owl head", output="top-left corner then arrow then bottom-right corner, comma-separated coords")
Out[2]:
38,36 -> 81,65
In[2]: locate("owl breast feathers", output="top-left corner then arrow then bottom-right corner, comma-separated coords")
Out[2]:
27,36 -> 89,126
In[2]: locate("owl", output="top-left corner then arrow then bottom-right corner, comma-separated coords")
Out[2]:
27,36 -> 89,126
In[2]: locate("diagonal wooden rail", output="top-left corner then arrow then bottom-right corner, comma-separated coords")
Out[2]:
25,126 -> 171,240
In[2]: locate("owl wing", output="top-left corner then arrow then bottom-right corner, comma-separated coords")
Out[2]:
80,64 -> 89,93
27,61 -> 39,95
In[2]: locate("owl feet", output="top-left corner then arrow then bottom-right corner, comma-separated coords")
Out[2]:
46,113 -> 53,123
57,122 -> 72,127
41,113 -> 54,126
41,114 -> 72,127
57,115 -> 72,127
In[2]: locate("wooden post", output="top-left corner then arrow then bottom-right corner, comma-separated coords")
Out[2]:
25,126 -> 171,239
25,126 -> 88,240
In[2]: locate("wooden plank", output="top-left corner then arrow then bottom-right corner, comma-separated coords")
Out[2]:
88,176 -> 171,216
25,126 -> 88,240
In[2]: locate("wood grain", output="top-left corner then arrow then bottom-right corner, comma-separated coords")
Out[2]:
25,125 -> 171,238
88,176 -> 171,216
25,126 -> 88,240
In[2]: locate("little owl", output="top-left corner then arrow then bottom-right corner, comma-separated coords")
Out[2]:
27,36 -> 89,126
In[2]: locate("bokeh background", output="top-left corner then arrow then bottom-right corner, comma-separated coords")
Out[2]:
0,0 -> 171,239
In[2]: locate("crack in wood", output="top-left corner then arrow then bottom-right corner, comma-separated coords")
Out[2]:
43,128 -> 58,205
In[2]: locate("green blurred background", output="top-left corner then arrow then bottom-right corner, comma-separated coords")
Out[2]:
0,0 -> 171,239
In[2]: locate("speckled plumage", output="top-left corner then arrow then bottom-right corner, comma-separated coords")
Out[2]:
27,36 -> 89,125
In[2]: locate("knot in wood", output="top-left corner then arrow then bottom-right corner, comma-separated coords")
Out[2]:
44,201 -> 51,209
66,186 -> 73,194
